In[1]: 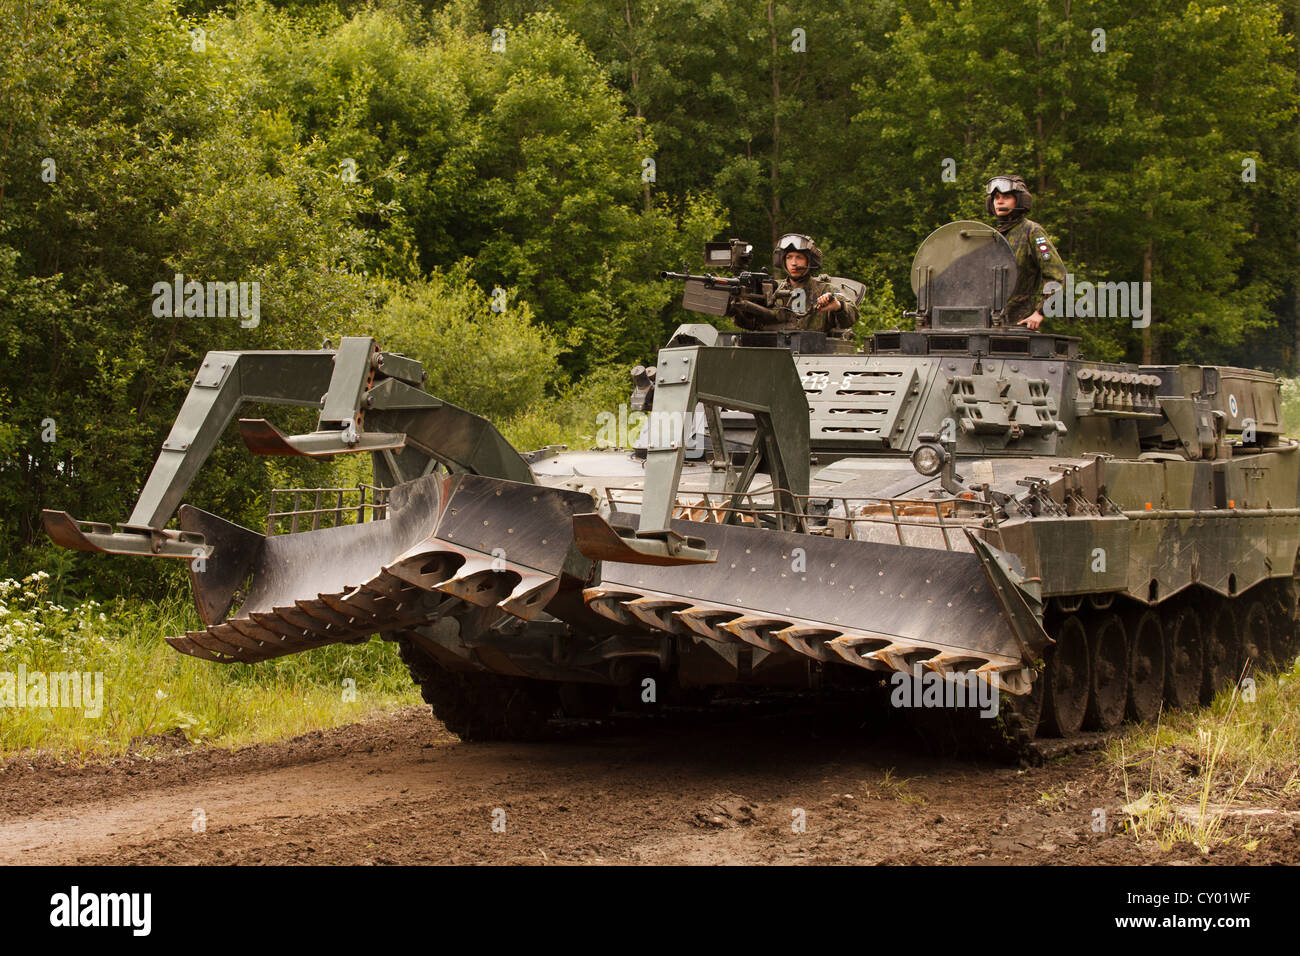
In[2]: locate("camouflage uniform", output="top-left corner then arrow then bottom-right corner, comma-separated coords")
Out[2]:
983,175 -> 1066,328
993,216 -> 1066,325
771,275 -> 859,333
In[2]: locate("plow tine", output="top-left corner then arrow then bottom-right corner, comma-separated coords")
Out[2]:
623,597 -> 692,634
272,605 -> 338,640
358,577 -> 418,605
499,575 -> 560,620
825,635 -> 893,671
169,634 -> 230,662
674,606 -> 740,640
319,591 -> 385,626
183,630 -> 241,661
863,643 -> 925,672
351,584 -> 420,622
720,617 -> 790,654
583,587 -> 642,627
164,634 -> 195,657
208,623 -> 265,655
225,617 -> 280,649
435,559 -> 516,607
299,596 -> 363,630
923,652 -> 986,678
335,585 -> 411,625
826,640 -> 876,669
976,662 -> 1033,695
439,570 -> 516,607
390,540 -> 559,620
250,611 -> 312,641
366,570 -> 411,601
386,548 -> 466,592
773,625 -> 840,663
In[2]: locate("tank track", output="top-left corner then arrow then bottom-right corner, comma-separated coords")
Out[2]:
397,636 -> 559,741
948,579 -> 1299,763
396,581 -> 1297,761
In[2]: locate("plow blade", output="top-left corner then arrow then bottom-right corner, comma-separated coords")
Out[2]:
168,473 -> 595,663
584,518 -> 1046,694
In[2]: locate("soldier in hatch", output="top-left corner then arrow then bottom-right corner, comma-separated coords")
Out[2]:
769,233 -> 858,334
984,175 -> 1066,330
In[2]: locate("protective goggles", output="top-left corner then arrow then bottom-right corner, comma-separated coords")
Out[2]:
985,177 -> 1017,195
775,233 -> 815,251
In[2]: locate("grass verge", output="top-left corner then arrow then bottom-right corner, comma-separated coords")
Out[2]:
0,573 -> 420,762
1108,656 -> 1300,853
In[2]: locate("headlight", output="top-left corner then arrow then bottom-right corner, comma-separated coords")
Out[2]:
911,443 -> 945,477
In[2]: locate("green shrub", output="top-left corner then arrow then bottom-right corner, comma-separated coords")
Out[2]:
365,270 -> 561,421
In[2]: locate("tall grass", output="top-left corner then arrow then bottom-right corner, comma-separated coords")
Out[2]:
0,573 -> 420,761
1110,657 -> 1300,852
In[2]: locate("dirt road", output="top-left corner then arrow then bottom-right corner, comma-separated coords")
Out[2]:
2,705 -> 1295,865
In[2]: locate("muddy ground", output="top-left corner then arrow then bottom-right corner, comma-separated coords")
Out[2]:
2,703 -> 1296,865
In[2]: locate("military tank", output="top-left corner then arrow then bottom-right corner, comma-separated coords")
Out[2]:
44,222 -> 1300,758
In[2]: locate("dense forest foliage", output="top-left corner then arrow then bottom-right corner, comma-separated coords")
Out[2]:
2,0 -> 1298,589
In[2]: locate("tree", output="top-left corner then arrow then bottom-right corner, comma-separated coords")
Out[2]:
849,0 -> 1298,363
0,0 -> 390,574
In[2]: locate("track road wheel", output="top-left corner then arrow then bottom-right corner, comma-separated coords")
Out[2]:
1163,603 -> 1204,709
1041,614 -> 1089,737
1084,611 -> 1127,731
1268,579 -> 1300,666
398,638 -> 558,741
1242,599 -> 1273,673
1125,608 -> 1165,723
1203,599 -> 1238,703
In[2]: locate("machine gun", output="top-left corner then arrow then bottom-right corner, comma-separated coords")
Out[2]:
661,239 -> 796,328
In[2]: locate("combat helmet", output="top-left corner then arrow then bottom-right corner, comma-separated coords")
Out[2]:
984,174 -> 1033,215
772,232 -> 823,276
